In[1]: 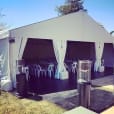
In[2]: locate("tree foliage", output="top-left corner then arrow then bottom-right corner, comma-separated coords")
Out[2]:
110,31 -> 114,35
56,0 -> 85,15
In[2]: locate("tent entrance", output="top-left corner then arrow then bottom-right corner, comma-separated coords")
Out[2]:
64,41 -> 95,80
22,38 -> 57,64
22,38 -> 60,94
65,41 -> 96,61
102,43 -> 114,75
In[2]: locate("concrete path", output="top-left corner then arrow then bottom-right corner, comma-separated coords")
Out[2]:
41,75 -> 114,113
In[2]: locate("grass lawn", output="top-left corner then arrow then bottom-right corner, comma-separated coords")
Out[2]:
96,85 -> 114,93
0,91 -> 66,114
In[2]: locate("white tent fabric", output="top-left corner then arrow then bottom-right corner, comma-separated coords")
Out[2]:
8,11 -> 114,86
0,38 -> 9,77
0,37 -> 12,91
53,39 -> 68,79
94,42 -> 104,72
1,78 -> 12,91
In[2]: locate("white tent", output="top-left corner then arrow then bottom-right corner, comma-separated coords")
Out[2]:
0,31 -> 12,91
1,10 -> 113,88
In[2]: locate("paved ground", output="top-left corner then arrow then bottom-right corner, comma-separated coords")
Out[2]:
41,75 -> 114,113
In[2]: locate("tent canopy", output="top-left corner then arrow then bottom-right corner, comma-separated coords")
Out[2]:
0,30 -> 9,78
9,11 -> 114,61
10,11 -> 113,43
0,38 -> 9,78
7,10 -> 114,86
22,38 -> 56,64
65,41 -> 96,61
102,43 -> 114,67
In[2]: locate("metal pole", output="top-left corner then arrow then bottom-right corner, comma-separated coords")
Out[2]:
77,60 -> 92,108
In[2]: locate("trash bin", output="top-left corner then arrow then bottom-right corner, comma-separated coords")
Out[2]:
16,73 -> 27,97
77,60 -> 92,108
16,60 -> 28,98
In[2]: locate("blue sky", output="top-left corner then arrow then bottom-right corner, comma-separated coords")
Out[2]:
0,0 -> 114,32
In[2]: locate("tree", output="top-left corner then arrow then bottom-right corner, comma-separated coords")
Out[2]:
110,31 -> 114,35
56,0 -> 85,15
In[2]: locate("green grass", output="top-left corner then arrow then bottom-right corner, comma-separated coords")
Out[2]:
0,91 -> 66,114
96,85 -> 114,93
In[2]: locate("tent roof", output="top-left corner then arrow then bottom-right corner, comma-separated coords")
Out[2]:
10,11 -> 113,43
0,30 -> 9,39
